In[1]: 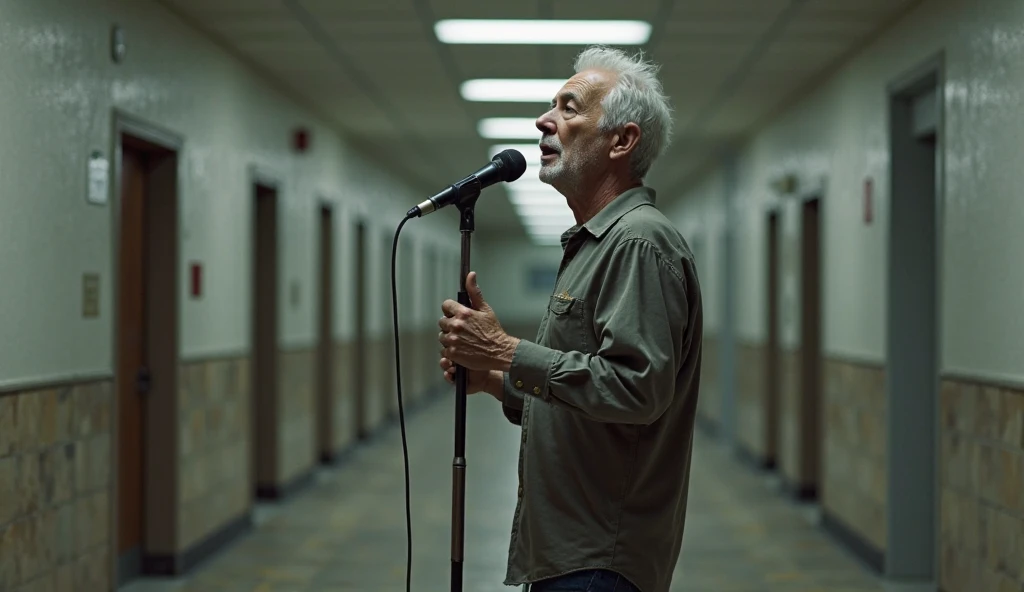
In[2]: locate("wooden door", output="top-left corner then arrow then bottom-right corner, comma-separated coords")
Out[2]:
117,146 -> 147,559
354,221 -> 367,439
800,198 -> 822,494
765,211 -> 780,469
317,205 -> 335,461
252,184 -> 279,491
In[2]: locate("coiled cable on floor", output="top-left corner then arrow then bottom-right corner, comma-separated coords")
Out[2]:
391,215 -> 413,592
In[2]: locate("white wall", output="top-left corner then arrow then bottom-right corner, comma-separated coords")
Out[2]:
476,239 -> 564,330
670,0 -> 1024,383
666,173 -> 725,336
0,0 -> 460,389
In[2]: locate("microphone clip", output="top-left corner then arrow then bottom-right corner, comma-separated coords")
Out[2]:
452,176 -> 482,210
454,177 -> 481,232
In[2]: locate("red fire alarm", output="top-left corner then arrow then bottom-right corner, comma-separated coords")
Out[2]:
293,128 -> 310,153
191,262 -> 202,298
863,177 -> 874,225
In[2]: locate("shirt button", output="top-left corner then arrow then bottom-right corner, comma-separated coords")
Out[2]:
533,386 -> 541,395
515,380 -> 524,389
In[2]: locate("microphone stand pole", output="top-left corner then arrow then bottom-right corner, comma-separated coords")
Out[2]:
450,183 -> 480,592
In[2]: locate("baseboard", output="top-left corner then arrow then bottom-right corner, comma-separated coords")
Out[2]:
695,413 -> 719,437
821,509 -> 885,574
735,444 -> 774,472
142,511 -> 253,576
117,546 -> 142,586
320,441 -> 359,466
355,385 -> 449,441
323,387 -> 449,463
255,466 -> 316,500
780,476 -> 817,501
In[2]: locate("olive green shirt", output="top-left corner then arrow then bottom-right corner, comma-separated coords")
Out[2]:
500,186 -> 703,592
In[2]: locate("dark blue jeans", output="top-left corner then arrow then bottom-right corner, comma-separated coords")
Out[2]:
529,569 -> 641,591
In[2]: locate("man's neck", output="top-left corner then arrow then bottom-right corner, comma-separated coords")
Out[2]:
567,173 -> 642,225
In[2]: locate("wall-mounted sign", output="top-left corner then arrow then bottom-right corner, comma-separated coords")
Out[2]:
864,177 -> 874,225
190,262 -> 202,298
82,273 -> 100,318
87,151 -> 108,205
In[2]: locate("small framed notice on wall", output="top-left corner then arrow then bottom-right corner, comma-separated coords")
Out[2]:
528,266 -> 558,293
87,151 -> 109,205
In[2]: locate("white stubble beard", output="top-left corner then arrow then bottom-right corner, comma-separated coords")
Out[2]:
538,136 -> 601,195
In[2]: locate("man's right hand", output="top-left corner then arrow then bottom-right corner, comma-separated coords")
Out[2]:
439,356 -> 504,401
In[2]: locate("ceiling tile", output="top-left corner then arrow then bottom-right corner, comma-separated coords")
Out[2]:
427,0 -> 540,20
160,0 -> 288,18
157,0 -> 927,226
550,0 -> 664,21
668,0 -> 791,22
800,0 -> 921,21
298,0 -> 418,17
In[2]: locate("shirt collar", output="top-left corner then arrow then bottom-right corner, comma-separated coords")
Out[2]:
581,185 -> 657,240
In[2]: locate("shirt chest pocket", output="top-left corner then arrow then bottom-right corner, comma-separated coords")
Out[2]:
543,294 -> 592,354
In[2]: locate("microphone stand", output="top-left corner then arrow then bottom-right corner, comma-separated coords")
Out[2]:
450,181 -> 481,592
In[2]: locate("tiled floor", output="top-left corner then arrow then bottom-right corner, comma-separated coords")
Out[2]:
121,394 -> 884,592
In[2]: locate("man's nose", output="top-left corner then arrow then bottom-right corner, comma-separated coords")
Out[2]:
535,112 -> 556,135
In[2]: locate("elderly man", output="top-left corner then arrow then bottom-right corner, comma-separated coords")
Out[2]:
438,45 -> 702,592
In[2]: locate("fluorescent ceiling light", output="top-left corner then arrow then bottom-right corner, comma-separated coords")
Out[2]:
435,20 -> 652,45
478,118 -> 541,140
462,79 -> 565,102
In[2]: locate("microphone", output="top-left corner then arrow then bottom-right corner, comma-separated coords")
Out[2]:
406,149 -> 527,218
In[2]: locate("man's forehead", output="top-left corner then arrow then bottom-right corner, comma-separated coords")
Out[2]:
558,69 -> 615,101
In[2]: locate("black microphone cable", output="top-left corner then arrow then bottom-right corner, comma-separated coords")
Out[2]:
390,214 -> 413,592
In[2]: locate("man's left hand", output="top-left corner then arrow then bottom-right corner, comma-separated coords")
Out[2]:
439,271 -> 520,372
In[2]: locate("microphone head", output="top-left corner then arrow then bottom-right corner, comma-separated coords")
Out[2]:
494,149 -> 527,182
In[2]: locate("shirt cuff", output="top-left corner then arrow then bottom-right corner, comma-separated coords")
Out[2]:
501,373 -> 524,424
507,339 -> 558,402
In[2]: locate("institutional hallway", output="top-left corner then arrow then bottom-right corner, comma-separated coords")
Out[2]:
121,393 -> 882,592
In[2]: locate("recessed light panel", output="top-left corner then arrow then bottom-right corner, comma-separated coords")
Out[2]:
478,118 -> 542,140
461,79 -> 565,102
435,20 -> 652,45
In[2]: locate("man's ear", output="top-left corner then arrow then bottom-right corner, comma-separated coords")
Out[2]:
609,122 -> 641,162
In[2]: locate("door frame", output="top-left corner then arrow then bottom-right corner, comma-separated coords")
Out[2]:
381,229 -> 396,421
109,109 -> 183,584
767,181 -> 825,500
764,206 -> 781,471
317,199 -> 336,462
884,51 -> 945,586
248,164 -> 283,498
798,195 -> 823,501
353,217 -> 368,439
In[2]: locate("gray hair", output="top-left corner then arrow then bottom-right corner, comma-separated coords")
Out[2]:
573,46 -> 673,180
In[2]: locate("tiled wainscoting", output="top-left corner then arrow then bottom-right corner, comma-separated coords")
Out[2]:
938,375 -> 1024,592
736,340 -> 768,466
695,334 -> 719,432
0,378 -> 114,591
819,357 -> 887,570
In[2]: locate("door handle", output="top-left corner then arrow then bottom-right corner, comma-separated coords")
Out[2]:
136,366 -> 152,395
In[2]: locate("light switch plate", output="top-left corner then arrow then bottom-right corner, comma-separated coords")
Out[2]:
82,273 -> 100,318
